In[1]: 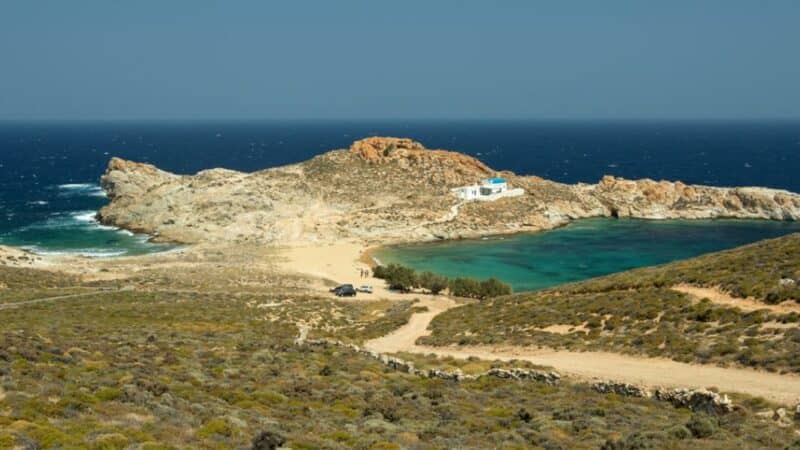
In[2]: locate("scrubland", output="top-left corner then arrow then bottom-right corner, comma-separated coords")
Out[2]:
3,262 -> 799,449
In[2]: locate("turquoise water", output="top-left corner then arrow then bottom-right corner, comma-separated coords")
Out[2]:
374,219 -> 800,292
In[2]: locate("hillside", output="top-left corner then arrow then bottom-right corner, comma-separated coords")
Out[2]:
97,137 -> 800,245
423,233 -> 800,374
3,259 -> 800,449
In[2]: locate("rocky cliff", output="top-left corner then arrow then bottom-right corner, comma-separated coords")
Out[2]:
97,137 -> 800,245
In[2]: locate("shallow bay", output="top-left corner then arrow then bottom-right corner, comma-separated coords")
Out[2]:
374,218 -> 800,292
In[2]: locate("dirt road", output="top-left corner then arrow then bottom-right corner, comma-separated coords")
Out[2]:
672,284 -> 800,313
0,290 -> 113,311
364,295 -> 800,405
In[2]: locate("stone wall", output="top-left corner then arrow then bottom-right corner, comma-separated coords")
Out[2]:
296,331 -> 751,417
300,337 -> 561,385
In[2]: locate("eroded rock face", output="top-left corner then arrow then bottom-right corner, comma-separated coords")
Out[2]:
592,175 -> 800,220
101,157 -> 178,200
349,136 -> 494,176
96,138 -> 800,245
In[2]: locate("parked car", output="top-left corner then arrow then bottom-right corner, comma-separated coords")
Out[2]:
330,283 -> 352,292
357,285 -> 373,294
331,284 -> 356,297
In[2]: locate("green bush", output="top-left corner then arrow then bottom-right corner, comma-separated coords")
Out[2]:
418,271 -> 449,295
197,418 -> 234,438
687,414 -> 716,438
479,278 -> 512,298
450,277 -> 482,299
372,264 -> 510,299
95,387 -> 122,402
372,265 -> 389,279
667,424 -> 692,440
372,264 -> 417,291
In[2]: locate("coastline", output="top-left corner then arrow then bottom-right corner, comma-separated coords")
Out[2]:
8,214 -> 800,290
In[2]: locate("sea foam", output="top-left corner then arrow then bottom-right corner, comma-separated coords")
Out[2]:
23,246 -> 128,258
56,183 -> 107,198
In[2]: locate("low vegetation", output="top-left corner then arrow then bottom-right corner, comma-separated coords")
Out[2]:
2,264 -> 799,448
373,263 -> 512,299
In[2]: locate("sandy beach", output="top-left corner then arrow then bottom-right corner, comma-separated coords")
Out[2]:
278,241 -> 412,300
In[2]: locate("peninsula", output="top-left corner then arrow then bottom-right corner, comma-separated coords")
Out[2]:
97,137 -> 800,246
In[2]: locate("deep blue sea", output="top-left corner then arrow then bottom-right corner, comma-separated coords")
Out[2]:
1,120 -> 799,263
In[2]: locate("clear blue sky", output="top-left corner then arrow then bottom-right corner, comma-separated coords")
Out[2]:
2,1 -> 799,120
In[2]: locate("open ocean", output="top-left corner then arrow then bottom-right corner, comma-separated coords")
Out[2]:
1,120 -> 799,266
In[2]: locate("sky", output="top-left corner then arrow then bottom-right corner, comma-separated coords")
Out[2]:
1,1 -> 799,120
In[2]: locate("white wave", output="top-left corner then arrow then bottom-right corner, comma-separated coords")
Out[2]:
71,211 -> 98,222
55,183 -> 107,198
73,211 -> 120,231
135,234 -> 152,244
24,246 -> 128,258
58,183 -> 95,190
16,210 -> 111,232
27,200 -> 49,206
117,229 -> 134,236
76,249 -> 128,258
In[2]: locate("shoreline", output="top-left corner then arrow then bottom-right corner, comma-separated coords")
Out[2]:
372,215 -> 800,254
7,215 -> 800,287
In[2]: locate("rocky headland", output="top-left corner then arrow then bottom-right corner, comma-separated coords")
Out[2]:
97,136 -> 800,246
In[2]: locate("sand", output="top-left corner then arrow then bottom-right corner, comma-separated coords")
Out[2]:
278,241 -> 412,301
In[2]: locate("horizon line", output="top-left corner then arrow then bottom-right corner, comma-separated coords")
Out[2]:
1,117 -> 800,123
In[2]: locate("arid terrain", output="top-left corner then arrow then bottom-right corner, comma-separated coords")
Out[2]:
3,138 -> 800,448
97,137 -> 800,245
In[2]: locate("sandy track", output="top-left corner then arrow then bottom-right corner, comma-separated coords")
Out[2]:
364,296 -> 457,352
0,290 -> 114,310
364,296 -> 800,405
672,284 -> 800,313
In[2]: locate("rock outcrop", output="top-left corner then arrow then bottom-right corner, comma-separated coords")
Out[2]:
97,137 -> 800,245
592,175 -> 800,220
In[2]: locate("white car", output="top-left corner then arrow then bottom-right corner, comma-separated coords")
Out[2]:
357,285 -> 373,294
